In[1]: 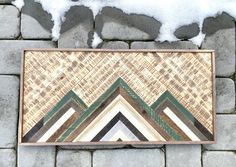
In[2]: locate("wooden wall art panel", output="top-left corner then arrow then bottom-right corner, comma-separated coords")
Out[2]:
19,49 -> 216,145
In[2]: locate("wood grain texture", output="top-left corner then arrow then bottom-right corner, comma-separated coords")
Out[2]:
19,49 -> 216,145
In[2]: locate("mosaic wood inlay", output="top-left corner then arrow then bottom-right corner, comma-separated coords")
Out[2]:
19,49 -> 216,145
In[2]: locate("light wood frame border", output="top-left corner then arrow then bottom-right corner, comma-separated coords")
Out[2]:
18,49 -> 216,146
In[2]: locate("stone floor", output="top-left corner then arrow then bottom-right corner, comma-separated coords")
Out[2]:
0,2 -> 235,167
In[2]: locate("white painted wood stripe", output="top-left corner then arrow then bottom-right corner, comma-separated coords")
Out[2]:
74,95 -> 165,142
109,130 -> 131,141
163,107 -> 200,141
75,101 -> 154,141
101,120 -> 139,141
37,108 -> 76,142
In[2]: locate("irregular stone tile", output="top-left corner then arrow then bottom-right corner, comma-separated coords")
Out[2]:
0,76 -> 19,148
166,145 -> 201,167
203,12 -> 235,35
131,41 -> 198,49
0,5 -> 20,39
21,0 -> 53,39
216,78 -> 235,113
202,28 -> 235,77
0,149 -> 16,167
174,23 -> 200,39
204,115 -> 236,150
93,149 -> 164,167
18,146 -> 56,167
203,151 -> 236,167
57,150 -> 91,167
0,40 -> 55,74
102,41 -> 129,49
96,7 -> 161,40
58,6 -> 93,48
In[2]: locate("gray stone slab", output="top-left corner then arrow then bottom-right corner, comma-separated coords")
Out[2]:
21,0 -> 53,39
216,78 -> 235,113
174,23 -> 200,39
203,12 -> 235,35
202,28 -> 235,77
96,7 -> 161,40
0,0 -> 13,3
18,146 -> 56,167
204,115 -> 236,150
21,14 -> 51,38
166,145 -> 201,167
0,5 -> 20,39
58,6 -> 93,48
131,41 -> 198,49
0,40 -> 55,74
93,149 -> 164,167
131,144 -> 163,148
0,149 -> 16,167
203,151 -> 236,167
57,150 -> 91,167
102,41 -> 129,49
60,144 -> 126,150
0,76 -> 19,148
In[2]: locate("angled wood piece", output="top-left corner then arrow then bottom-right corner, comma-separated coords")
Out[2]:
22,90 -> 87,143
151,91 -> 213,141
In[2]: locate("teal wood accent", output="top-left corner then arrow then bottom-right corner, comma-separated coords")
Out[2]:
151,90 -> 195,123
43,90 -> 87,124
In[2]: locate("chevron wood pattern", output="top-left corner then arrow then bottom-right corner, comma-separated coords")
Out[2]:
19,49 -> 215,145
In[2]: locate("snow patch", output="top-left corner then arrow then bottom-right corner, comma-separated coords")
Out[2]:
92,32 -> 103,48
189,32 -> 206,47
34,0 -> 77,41
12,0 -> 236,46
12,0 -> 25,10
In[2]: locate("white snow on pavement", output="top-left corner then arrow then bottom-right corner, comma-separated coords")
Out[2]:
12,0 -> 25,10
91,32 -> 103,48
12,0 -> 236,46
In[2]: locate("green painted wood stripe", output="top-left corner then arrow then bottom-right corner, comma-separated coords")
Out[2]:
119,79 -> 181,141
44,90 -> 87,124
58,78 -> 181,142
57,78 -> 122,142
151,91 -> 195,122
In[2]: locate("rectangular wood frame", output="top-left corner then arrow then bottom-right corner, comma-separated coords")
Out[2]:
18,49 -> 216,146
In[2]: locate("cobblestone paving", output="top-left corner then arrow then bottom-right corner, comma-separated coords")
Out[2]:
0,4 -> 235,167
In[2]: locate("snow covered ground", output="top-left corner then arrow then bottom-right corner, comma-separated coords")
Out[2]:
12,0 -> 236,47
